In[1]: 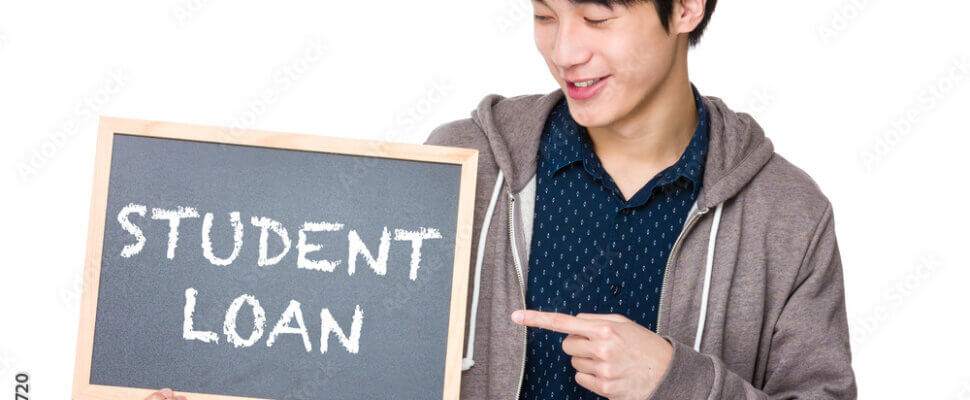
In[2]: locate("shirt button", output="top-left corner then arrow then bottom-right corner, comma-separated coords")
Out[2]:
610,284 -> 622,295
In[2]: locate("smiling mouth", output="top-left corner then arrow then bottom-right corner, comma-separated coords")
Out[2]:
569,77 -> 605,88
566,75 -> 609,88
564,75 -> 611,100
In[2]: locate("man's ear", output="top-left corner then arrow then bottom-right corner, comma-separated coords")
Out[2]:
672,0 -> 707,36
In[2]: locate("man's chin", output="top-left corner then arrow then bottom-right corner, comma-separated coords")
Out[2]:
566,99 -> 615,129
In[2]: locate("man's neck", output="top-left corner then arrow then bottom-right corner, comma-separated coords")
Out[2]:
585,75 -> 698,172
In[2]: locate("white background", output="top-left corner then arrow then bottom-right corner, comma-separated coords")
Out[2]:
1,0 -> 968,398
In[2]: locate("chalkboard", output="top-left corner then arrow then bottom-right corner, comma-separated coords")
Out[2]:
72,117 -> 478,400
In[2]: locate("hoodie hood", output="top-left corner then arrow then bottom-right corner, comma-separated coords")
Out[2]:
468,86 -> 775,208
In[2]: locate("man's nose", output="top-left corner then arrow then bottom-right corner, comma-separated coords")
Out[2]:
550,20 -> 592,71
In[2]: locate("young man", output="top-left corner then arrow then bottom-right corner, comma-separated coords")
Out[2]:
423,0 -> 857,399
144,1 -> 856,399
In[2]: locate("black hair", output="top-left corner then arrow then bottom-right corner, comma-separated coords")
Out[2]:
568,0 -> 717,47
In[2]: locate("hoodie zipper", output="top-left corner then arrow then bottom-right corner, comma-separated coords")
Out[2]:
507,190 -> 527,400
656,204 -> 710,336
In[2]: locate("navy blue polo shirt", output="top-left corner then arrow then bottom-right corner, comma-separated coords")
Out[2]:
520,83 -> 709,400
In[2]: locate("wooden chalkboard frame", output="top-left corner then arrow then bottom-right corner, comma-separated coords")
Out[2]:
72,117 -> 479,400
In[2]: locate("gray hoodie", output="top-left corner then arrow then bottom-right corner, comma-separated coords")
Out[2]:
424,87 -> 857,399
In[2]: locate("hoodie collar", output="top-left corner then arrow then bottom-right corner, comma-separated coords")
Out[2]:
469,83 -> 774,210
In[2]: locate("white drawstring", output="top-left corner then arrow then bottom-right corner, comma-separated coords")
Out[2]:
693,201 -> 723,352
462,170 -> 505,371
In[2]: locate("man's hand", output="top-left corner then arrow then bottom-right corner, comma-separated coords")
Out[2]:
511,310 -> 673,400
143,388 -> 187,400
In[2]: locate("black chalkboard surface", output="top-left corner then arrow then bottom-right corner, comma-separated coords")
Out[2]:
72,117 -> 478,400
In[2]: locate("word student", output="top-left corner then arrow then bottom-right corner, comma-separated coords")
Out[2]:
116,202 -> 443,280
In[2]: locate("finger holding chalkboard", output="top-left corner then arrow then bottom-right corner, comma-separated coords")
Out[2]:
142,388 -> 187,400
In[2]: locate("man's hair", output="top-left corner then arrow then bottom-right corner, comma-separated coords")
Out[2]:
573,0 -> 717,47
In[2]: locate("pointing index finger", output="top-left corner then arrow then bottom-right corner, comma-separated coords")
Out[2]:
512,309 -> 601,337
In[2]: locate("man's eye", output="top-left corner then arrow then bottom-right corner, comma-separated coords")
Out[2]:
585,17 -> 609,25
534,15 -> 551,21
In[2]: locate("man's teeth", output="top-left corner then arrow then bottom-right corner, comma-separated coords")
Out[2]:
574,77 -> 603,88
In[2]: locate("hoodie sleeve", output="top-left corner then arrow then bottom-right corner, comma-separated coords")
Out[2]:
647,202 -> 857,400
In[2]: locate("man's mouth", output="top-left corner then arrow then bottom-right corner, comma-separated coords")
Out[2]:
570,77 -> 605,88
565,75 -> 611,100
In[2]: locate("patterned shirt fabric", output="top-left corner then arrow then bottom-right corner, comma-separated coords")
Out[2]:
520,83 -> 710,400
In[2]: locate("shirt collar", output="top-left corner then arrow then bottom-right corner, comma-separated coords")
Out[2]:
540,82 -> 709,205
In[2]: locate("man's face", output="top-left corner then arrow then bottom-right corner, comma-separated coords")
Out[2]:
532,0 -> 678,128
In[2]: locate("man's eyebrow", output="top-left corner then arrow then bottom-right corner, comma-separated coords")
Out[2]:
531,0 -> 616,10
